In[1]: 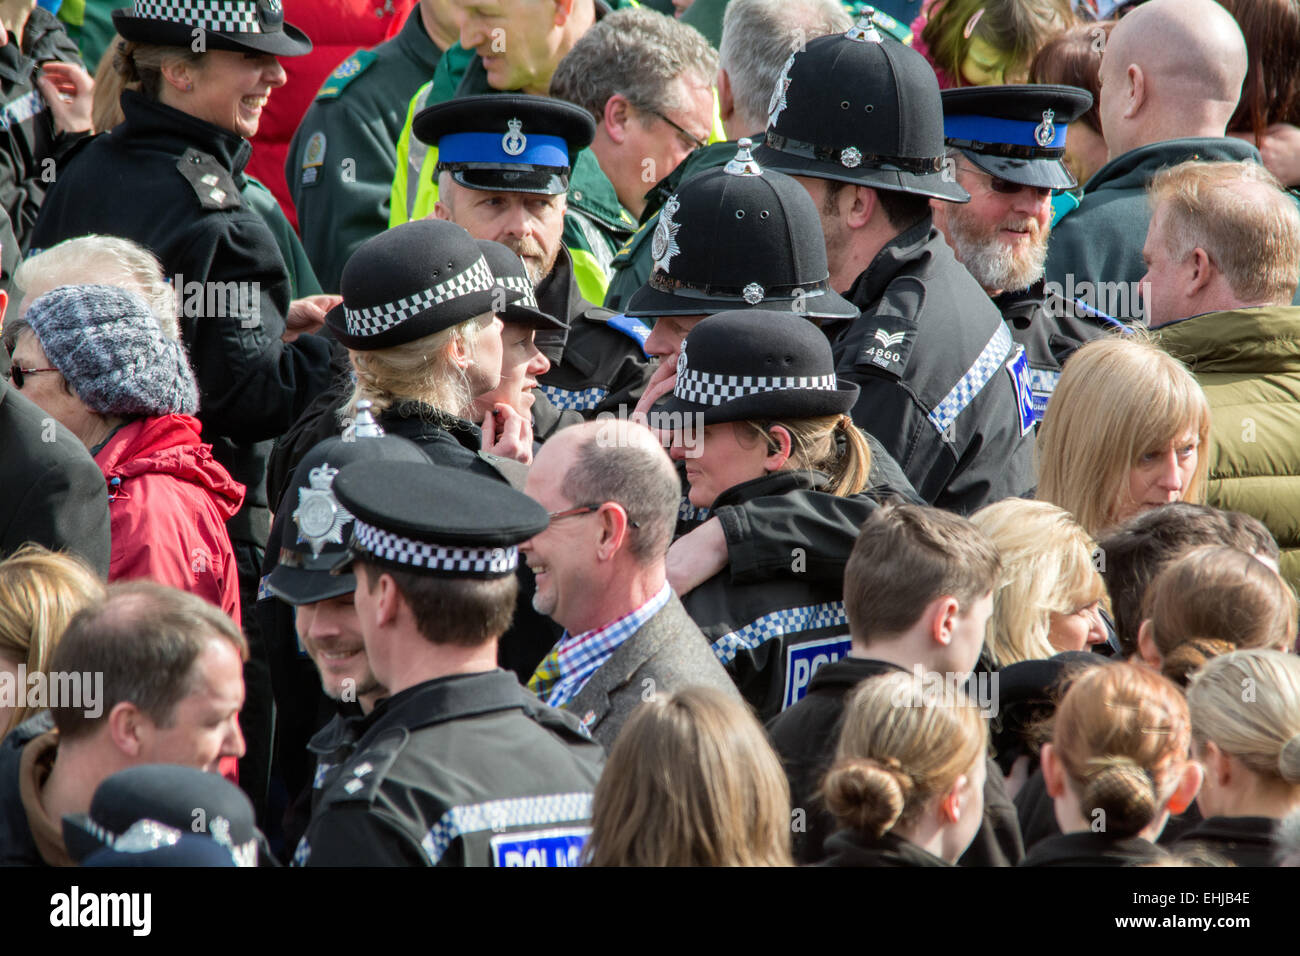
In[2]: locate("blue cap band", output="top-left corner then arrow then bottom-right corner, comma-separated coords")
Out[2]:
943,115 -> 1067,149
437,132 -> 571,168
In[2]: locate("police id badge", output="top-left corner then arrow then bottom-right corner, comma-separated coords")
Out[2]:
490,826 -> 590,867
1006,345 -> 1035,436
782,635 -> 852,711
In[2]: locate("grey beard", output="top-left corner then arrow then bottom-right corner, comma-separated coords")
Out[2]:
947,221 -> 1049,295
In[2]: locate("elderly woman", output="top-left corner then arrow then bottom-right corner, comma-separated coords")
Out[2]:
1037,336 -> 1212,540
28,1 -> 336,617
7,284 -> 244,624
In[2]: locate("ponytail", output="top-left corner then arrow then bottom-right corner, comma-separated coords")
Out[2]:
746,414 -> 873,497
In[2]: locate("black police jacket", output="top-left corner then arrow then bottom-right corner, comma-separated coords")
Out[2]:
1019,830 -> 1168,867
817,828 -> 951,868
296,669 -> 604,866
831,215 -> 1037,514
766,656 -> 1024,866
683,471 -> 864,721
994,280 -> 1112,427
534,246 -> 652,418
1173,815 -> 1280,867
0,711 -> 53,866
29,90 -> 335,541
0,6 -> 85,260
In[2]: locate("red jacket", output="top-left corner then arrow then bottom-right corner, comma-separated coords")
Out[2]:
94,416 -> 246,627
247,0 -> 417,231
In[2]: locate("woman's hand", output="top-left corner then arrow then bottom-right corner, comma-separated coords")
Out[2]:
666,516 -> 729,595
38,61 -> 94,135
481,402 -> 533,465
284,294 -> 341,342
1231,124 -> 1300,187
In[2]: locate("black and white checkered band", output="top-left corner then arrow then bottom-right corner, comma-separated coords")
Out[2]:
498,275 -> 537,308
674,366 -> 839,406
133,0 -> 265,33
352,518 -> 518,575
344,257 -> 494,338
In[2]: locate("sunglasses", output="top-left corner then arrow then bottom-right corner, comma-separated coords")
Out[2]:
547,503 -> 641,529
958,166 -> 1054,198
7,364 -> 59,388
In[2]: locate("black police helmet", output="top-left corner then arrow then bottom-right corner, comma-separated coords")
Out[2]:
112,0 -> 311,57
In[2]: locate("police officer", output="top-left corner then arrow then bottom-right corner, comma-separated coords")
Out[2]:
416,94 -> 653,419
662,309 -> 876,720
258,408 -> 430,850
286,0 -> 457,293
473,239 -> 584,445
296,460 -> 605,867
935,84 -> 1114,424
754,16 -> 1037,514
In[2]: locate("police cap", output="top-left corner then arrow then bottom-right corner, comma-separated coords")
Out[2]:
331,461 -> 549,580
112,0 -> 311,57
660,310 -> 858,425
942,84 -> 1094,190
416,94 -> 597,196
325,219 -> 523,350
475,239 -> 566,330
624,139 -> 859,320
754,15 -> 969,203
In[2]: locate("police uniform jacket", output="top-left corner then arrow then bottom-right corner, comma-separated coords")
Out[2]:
534,246 -> 652,418
817,828 -> 951,868
833,215 -> 1037,514
0,6 -> 85,257
531,390 -> 583,445
29,90 -> 336,544
1173,816 -> 1279,867
287,6 -> 443,292
994,280 -> 1111,426
297,669 -> 604,866
682,471 -> 863,721
1044,137 -> 1270,318
565,593 -> 743,749
766,655 -> 1025,866
1019,830 -> 1169,867
0,377 -> 110,577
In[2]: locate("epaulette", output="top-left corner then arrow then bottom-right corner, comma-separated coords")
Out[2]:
317,49 -> 378,100
319,727 -> 408,806
176,148 -> 241,211
853,275 -> 924,378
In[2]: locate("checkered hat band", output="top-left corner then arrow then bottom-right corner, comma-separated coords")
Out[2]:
674,366 -> 839,406
134,0 -> 264,33
344,257 -> 494,338
353,519 -> 518,574
500,275 -> 537,308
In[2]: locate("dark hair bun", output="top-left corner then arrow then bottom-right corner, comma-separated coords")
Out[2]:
822,757 -> 912,838
1163,637 -> 1236,688
1081,759 -> 1158,837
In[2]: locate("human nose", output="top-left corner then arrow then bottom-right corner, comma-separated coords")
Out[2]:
225,716 -> 247,759
265,58 -> 287,88
668,438 -> 686,461
1157,451 -> 1184,492
527,345 -> 550,376
1087,607 -> 1106,644
643,321 -> 673,358
460,15 -> 486,50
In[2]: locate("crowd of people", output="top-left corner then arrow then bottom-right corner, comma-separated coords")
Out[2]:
0,0 -> 1299,869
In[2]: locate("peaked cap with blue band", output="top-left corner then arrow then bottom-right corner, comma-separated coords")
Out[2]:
414,94 -> 597,196
942,84 -> 1094,191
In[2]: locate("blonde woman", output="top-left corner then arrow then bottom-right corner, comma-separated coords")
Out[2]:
663,310 -> 874,719
1037,336 -> 1212,538
818,671 -> 988,867
971,498 -> 1108,669
584,686 -> 792,866
1137,546 -> 1296,687
1176,650 -> 1300,865
0,546 -> 105,736
1026,662 -> 1202,865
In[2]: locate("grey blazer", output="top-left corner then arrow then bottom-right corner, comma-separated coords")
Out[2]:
568,593 -> 743,749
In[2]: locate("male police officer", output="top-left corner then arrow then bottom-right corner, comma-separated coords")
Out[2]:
934,84 -> 1113,424
296,460 -> 604,867
754,17 -> 1037,514
259,413 -> 431,847
418,94 -> 653,418
286,0 -> 460,292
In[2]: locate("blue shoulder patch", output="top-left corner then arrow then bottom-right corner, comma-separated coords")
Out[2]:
605,313 -> 651,358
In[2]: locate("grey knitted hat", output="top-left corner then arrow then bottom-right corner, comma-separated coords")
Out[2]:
24,284 -> 198,418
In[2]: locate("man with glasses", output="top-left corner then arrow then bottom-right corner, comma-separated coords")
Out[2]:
521,418 -> 740,748
935,85 -> 1111,425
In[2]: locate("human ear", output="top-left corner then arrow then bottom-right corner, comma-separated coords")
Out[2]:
1136,619 -> 1161,669
716,68 -> 735,125
939,774 -> 969,823
846,185 -> 877,229
1165,760 -> 1203,816
1125,64 -> 1144,119
763,425 -> 792,472
930,595 -> 960,648
1186,247 -> 1215,296
603,94 -> 630,144
1041,742 -> 1065,799
159,57 -> 197,94
107,702 -> 145,758
554,0 -> 575,27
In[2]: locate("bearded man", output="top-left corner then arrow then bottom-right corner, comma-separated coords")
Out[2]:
934,85 -> 1113,424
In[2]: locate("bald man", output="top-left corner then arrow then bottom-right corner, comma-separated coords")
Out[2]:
1043,0 -> 1260,321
